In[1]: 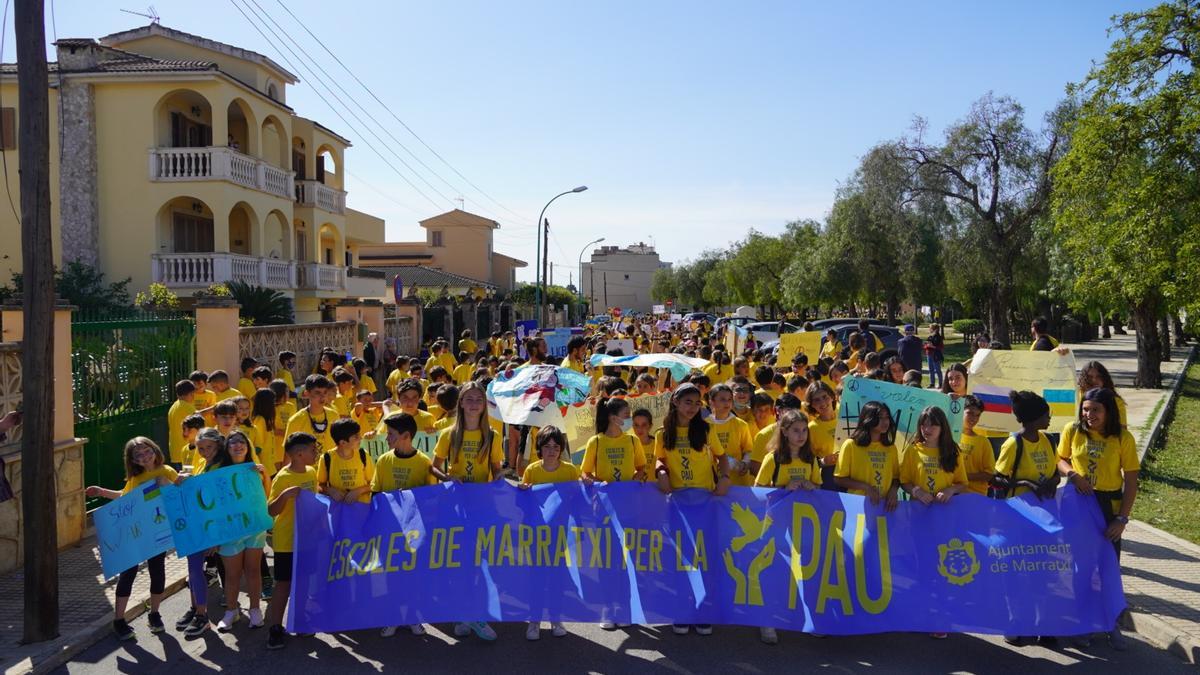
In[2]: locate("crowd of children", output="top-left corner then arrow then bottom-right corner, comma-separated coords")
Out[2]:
87,318 -> 1138,650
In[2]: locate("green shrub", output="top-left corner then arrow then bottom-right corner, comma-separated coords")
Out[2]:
951,319 -> 984,334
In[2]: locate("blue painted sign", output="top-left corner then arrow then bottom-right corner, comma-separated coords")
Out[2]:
94,480 -> 175,578
158,463 -> 273,557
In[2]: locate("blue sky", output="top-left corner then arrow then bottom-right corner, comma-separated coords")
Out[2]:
14,0 -> 1146,283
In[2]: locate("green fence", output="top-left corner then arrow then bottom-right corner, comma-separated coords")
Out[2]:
71,309 -> 195,507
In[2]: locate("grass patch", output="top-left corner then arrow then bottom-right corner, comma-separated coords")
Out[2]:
1138,396 -> 1165,431
1132,362 -> 1200,544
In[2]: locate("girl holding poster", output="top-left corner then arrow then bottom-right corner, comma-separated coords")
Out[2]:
175,428 -> 234,637
216,430 -> 270,632
85,437 -> 181,641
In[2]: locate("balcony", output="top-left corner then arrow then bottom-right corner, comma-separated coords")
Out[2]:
297,261 -> 346,291
345,266 -> 386,299
148,146 -> 294,201
151,252 -> 297,290
295,179 -> 346,215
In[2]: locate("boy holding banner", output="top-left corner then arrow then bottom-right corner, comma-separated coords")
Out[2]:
85,437 -> 181,641
266,432 -> 320,650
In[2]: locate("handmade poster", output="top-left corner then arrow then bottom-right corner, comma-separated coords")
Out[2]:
515,320 -> 539,358
968,349 -> 1077,433
588,353 -> 709,380
601,338 -> 636,356
94,480 -> 175,578
560,390 -> 672,463
361,435 -> 390,461
543,328 -> 582,358
836,376 -> 964,449
158,463 -> 273,557
413,431 -> 439,458
289,483 -> 1124,637
652,304 -> 666,314
486,365 -> 592,428
775,332 -> 823,364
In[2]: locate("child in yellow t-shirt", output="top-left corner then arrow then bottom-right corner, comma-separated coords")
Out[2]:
331,367 -> 358,419
265,431 -> 319,649
900,407 -> 968,505
804,381 -> 840,489
190,370 -> 215,411
581,398 -> 647,483
84,436 -> 181,639
958,395 -> 996,496
654,384 -> 730,502
705,384 -> 754,486
994,391 -> 1057,499
352,390 -> 385,435
834,401 -> 899,510
177,413 -> 205,471
755,409 -> 821,491
318,418 -> 374,505
519,426 -> 578,641
238,357 -> 260,399
167,380 -> 197,465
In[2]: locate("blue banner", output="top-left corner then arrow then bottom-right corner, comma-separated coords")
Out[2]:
94,481 -> 175,578
288,484 -> 1124,635
158,464 -> 273,557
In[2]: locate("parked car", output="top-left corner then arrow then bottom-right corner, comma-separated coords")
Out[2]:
682,312 -> 718,325
714,316 -> 755,333
740,321 -> 801,345
807,317 -> 880,331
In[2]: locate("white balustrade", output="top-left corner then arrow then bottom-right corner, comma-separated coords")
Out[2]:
149,146 -> 296,200
295,179 -> 347,215
152,253 -> 300,291
298,262 -> 346,291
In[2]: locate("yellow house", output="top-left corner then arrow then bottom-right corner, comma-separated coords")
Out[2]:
0,23 -> 386,322
358,208 -> 527,296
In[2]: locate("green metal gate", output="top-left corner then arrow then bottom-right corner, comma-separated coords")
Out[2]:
72,310 -> 195,506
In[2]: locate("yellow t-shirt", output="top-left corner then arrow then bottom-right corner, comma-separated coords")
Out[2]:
317,448 -> 376,504
237,377 -> 258,400
168,399 -> 196,463
212,387 -> 237,403
274,401 -> 297,438
434,428 -> 503,483
177,442 -> 197,470
755,452 -> 820,488
439,352 -> 458,372
459,338 -> 478,355
807,416 -> 839,459
352,405 -> 383,435
371,450 -> 436,492
653,426 -> 725,491
279,369 -> 295,393
424,356 -> 441,376
377,409 -> 438,437
284,406 -> 340,455
734,407 -> 758,437
960,432 -> 996,496
192,389 -> 215,411
385,368 -> 405,397
750,423 -> 776,465
820,340 -> 842,361
332,391 -> 356,419
833,438 -> 899,496
523,460 -> 581,485
708,416 -> 754,486
581,433 -> 646,483
1056,423 -> 1139,492
251,416 -> 279,472
703,363 -> 733,384
995,432 -> 1057,497
269,466 -> 318,553
427,404 -> 446,422
122,465 -> 179,495
566,356 -> 589,374
900,441 -> 968,495
453,363 -> 474,384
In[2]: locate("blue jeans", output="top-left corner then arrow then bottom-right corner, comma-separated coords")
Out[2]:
927,354 -> 943,389
187,552 -> 208,607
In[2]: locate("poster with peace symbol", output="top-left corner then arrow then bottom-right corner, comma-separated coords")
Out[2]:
836,376 -> 964,450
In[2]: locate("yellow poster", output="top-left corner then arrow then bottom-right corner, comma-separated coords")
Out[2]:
967,349 -> 1077,434
776,332 -> 823,364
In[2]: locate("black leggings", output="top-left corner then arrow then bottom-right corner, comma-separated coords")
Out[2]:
115,552 -> 166,598
1096,489 -> 1124,558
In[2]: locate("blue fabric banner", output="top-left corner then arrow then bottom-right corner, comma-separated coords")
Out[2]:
287,484 -> 1124,635
94,480 -> 175,578
158,464 -> 273,557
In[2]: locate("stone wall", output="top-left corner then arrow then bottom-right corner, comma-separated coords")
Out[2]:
238,320 -> 357,378
57,75 -> 100,267
0,440 -> 86,574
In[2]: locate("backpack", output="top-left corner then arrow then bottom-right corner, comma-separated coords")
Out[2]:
989,433 -> 1024,499
323,448 -> 368,478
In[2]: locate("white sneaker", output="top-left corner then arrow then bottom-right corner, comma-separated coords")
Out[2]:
469,622 -> 497,641
600,621 -> 617,630
247,608 -> 264,629
453,622 -> 472,637
409,624 -> 426,636
672,624 -> 690,635
216,610 -> 239,632
760,626 -> 778,644
550,622 -> 567,637
526,622 -> 541,641
380,625 -> 398,638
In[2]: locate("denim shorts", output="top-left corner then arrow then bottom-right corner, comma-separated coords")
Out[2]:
218,530 -> 267,557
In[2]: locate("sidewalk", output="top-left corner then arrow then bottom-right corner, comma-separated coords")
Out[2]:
0,537 -> 188,675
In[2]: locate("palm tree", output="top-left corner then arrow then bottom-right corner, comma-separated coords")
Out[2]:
225,280 -> 294,325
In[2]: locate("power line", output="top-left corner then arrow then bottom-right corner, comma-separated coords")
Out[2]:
272,0 -> 531,226
229,0 -> 443,211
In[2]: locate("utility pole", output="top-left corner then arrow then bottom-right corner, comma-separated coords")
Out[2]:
540,218 -> 549,325
603,272 -> 608,309
16,0 -> 58,643
589,265 -> 594,316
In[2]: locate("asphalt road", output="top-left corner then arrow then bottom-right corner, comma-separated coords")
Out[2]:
58,586 -> 1193,675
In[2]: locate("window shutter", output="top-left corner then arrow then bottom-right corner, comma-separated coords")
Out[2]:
1,108 -> 14,150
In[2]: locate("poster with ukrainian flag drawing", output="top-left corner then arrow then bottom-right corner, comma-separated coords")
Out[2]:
94,480 -> 175,578
967,349 -> 1077,433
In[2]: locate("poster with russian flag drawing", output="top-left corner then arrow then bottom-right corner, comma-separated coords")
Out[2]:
967,349 -> 1077,433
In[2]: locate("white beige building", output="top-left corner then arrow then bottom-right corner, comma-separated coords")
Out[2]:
581,242 -> 671,314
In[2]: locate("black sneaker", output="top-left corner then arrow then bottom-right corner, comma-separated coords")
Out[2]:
113,619 -> 135,641
267,625 -> 286,650
147,612 -> 165,634
261,577 -> 274,600
175,607 -> 196,631
183,614 -> 208,637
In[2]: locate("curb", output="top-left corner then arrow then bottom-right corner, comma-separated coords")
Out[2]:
1137,344 -> 1196,458
4,573 -> 189,675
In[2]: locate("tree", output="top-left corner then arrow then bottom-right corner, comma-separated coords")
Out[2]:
0,261 -> 131,314
1052,1 -> 1200,387
895,93 -> 1067,342
650,267 -> 677,304
224,281 -> 295,325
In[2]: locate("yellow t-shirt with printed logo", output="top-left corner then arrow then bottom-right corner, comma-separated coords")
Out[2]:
434,428 -> 503,483
654,426 -> 725,491
522,460 -> 581,485
269,466 -> 318,553
122,465 -> 179,495
317,448 -> 375,504
960,432 -> 996,495
708,416 -> 754,486
900,441 -> 967,495
251,416 -> 279,472
581,433 -> 646,483
372,450 -> 436,492
808,417 -> 839,459
1056,423 -> 1138,492
755,452 -> 820,488
284,406 -> 339,455
834,439 -> 899,496
333,392 -> 355,419
995,432 -> 1057,497
352,406 -> 384,435
192,389 -> 215,411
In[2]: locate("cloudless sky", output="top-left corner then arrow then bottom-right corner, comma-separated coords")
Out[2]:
8,0 -> 1148,283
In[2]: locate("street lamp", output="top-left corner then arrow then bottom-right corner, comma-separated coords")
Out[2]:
578,237 -> 605,321
535,186 -> 588,325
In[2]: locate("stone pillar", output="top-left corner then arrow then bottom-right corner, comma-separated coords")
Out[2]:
0,300 -> 75,442
361,300 -> 385,340
195,298 -> 242,377
334,299 -> 364,356
394,298 -> 422,355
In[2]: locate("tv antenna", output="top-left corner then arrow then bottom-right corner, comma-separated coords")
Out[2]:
121,6 -> 160,23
